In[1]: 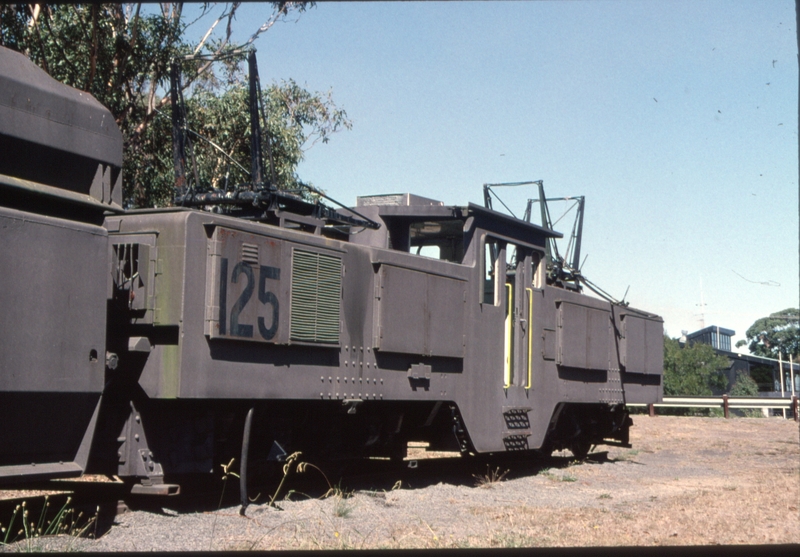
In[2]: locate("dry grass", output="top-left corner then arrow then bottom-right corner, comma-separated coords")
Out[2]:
473,466 -> 510,488
232,416 -> 800,550
4,416 -> 798,551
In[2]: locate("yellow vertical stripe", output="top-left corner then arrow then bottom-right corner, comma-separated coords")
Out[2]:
526,287 -> 533,390
504,283 -> 512,388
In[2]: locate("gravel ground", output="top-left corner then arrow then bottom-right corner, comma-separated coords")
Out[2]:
2,415 -> 799,551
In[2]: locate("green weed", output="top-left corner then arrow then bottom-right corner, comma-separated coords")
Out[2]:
539,467 -> 557,480
0,496 -> 97,551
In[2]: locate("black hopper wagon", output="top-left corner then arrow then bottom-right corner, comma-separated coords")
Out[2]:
0,46 -> 663,496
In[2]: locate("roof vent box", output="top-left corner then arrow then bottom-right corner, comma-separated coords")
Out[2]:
357,193 -> 444,207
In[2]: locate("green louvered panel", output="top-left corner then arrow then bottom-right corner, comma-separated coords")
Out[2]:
291,249 -> 342,343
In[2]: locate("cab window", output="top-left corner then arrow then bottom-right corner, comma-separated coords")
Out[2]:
409,220 -> 465,263
483,237 -> 502,305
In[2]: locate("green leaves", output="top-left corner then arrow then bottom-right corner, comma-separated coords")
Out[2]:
662,336 -> 730,397
147,75 -> 352,206
1,3 -> 346,209
729,372 -> 759,397
743,308 -> 800,360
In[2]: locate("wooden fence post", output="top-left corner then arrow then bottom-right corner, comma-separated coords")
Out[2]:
648,403 -> 655,417
793,396 -> 799,423
722,394 -> 729,419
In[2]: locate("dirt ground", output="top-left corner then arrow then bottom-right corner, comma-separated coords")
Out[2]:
232,415 -> 800,550
2,415 -> 799,551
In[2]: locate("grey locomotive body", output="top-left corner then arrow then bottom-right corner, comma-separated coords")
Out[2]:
0,45 -> 663,489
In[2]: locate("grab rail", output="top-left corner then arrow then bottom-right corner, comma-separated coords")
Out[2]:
526,287 -> 533,390
503,283 -> 512,389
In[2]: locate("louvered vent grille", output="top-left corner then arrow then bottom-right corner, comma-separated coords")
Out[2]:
241,243 -> 259,265
291,250 -> 342,344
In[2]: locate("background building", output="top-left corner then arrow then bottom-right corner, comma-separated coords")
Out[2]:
682,325 -> 799,396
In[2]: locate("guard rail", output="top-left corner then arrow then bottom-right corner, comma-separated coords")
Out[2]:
628,395 -> 800,421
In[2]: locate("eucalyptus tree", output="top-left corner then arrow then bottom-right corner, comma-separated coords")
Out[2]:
0,3 -> 350,207
737,308 -> 800,360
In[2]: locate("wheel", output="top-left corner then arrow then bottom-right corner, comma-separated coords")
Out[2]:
569,436 -> 592,460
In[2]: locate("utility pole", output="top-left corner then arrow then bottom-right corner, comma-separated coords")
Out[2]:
780,352 -> 786,419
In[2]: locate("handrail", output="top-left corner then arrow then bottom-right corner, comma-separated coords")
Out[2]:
525,287 -> 533,390
503,283 -> 512,389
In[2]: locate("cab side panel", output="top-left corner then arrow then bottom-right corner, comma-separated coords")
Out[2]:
0,207 -> 106,477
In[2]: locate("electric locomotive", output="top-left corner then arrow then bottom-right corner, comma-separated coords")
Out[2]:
0,45 -> 663,493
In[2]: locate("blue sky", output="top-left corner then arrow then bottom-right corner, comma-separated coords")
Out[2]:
186,1 -> 798,351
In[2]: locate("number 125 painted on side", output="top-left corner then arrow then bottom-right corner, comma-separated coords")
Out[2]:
217,258 -> 280,340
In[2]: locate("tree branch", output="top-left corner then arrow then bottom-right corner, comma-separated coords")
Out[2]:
28,3 -> 49,73
130,3 -> 306,146
115,2 -> 141,86
40,5 -> 84,80
192,9 -> 223,55
238,1 -> 291,50
87,4 -> 98,91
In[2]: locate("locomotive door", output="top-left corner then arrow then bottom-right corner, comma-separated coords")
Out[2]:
503,244 -> 536,389
484,237 -> 533,389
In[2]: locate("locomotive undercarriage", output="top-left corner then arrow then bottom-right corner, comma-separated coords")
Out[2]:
87,394 -> 467,487
540,402 -> 633,459
86,384 -> 631,491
